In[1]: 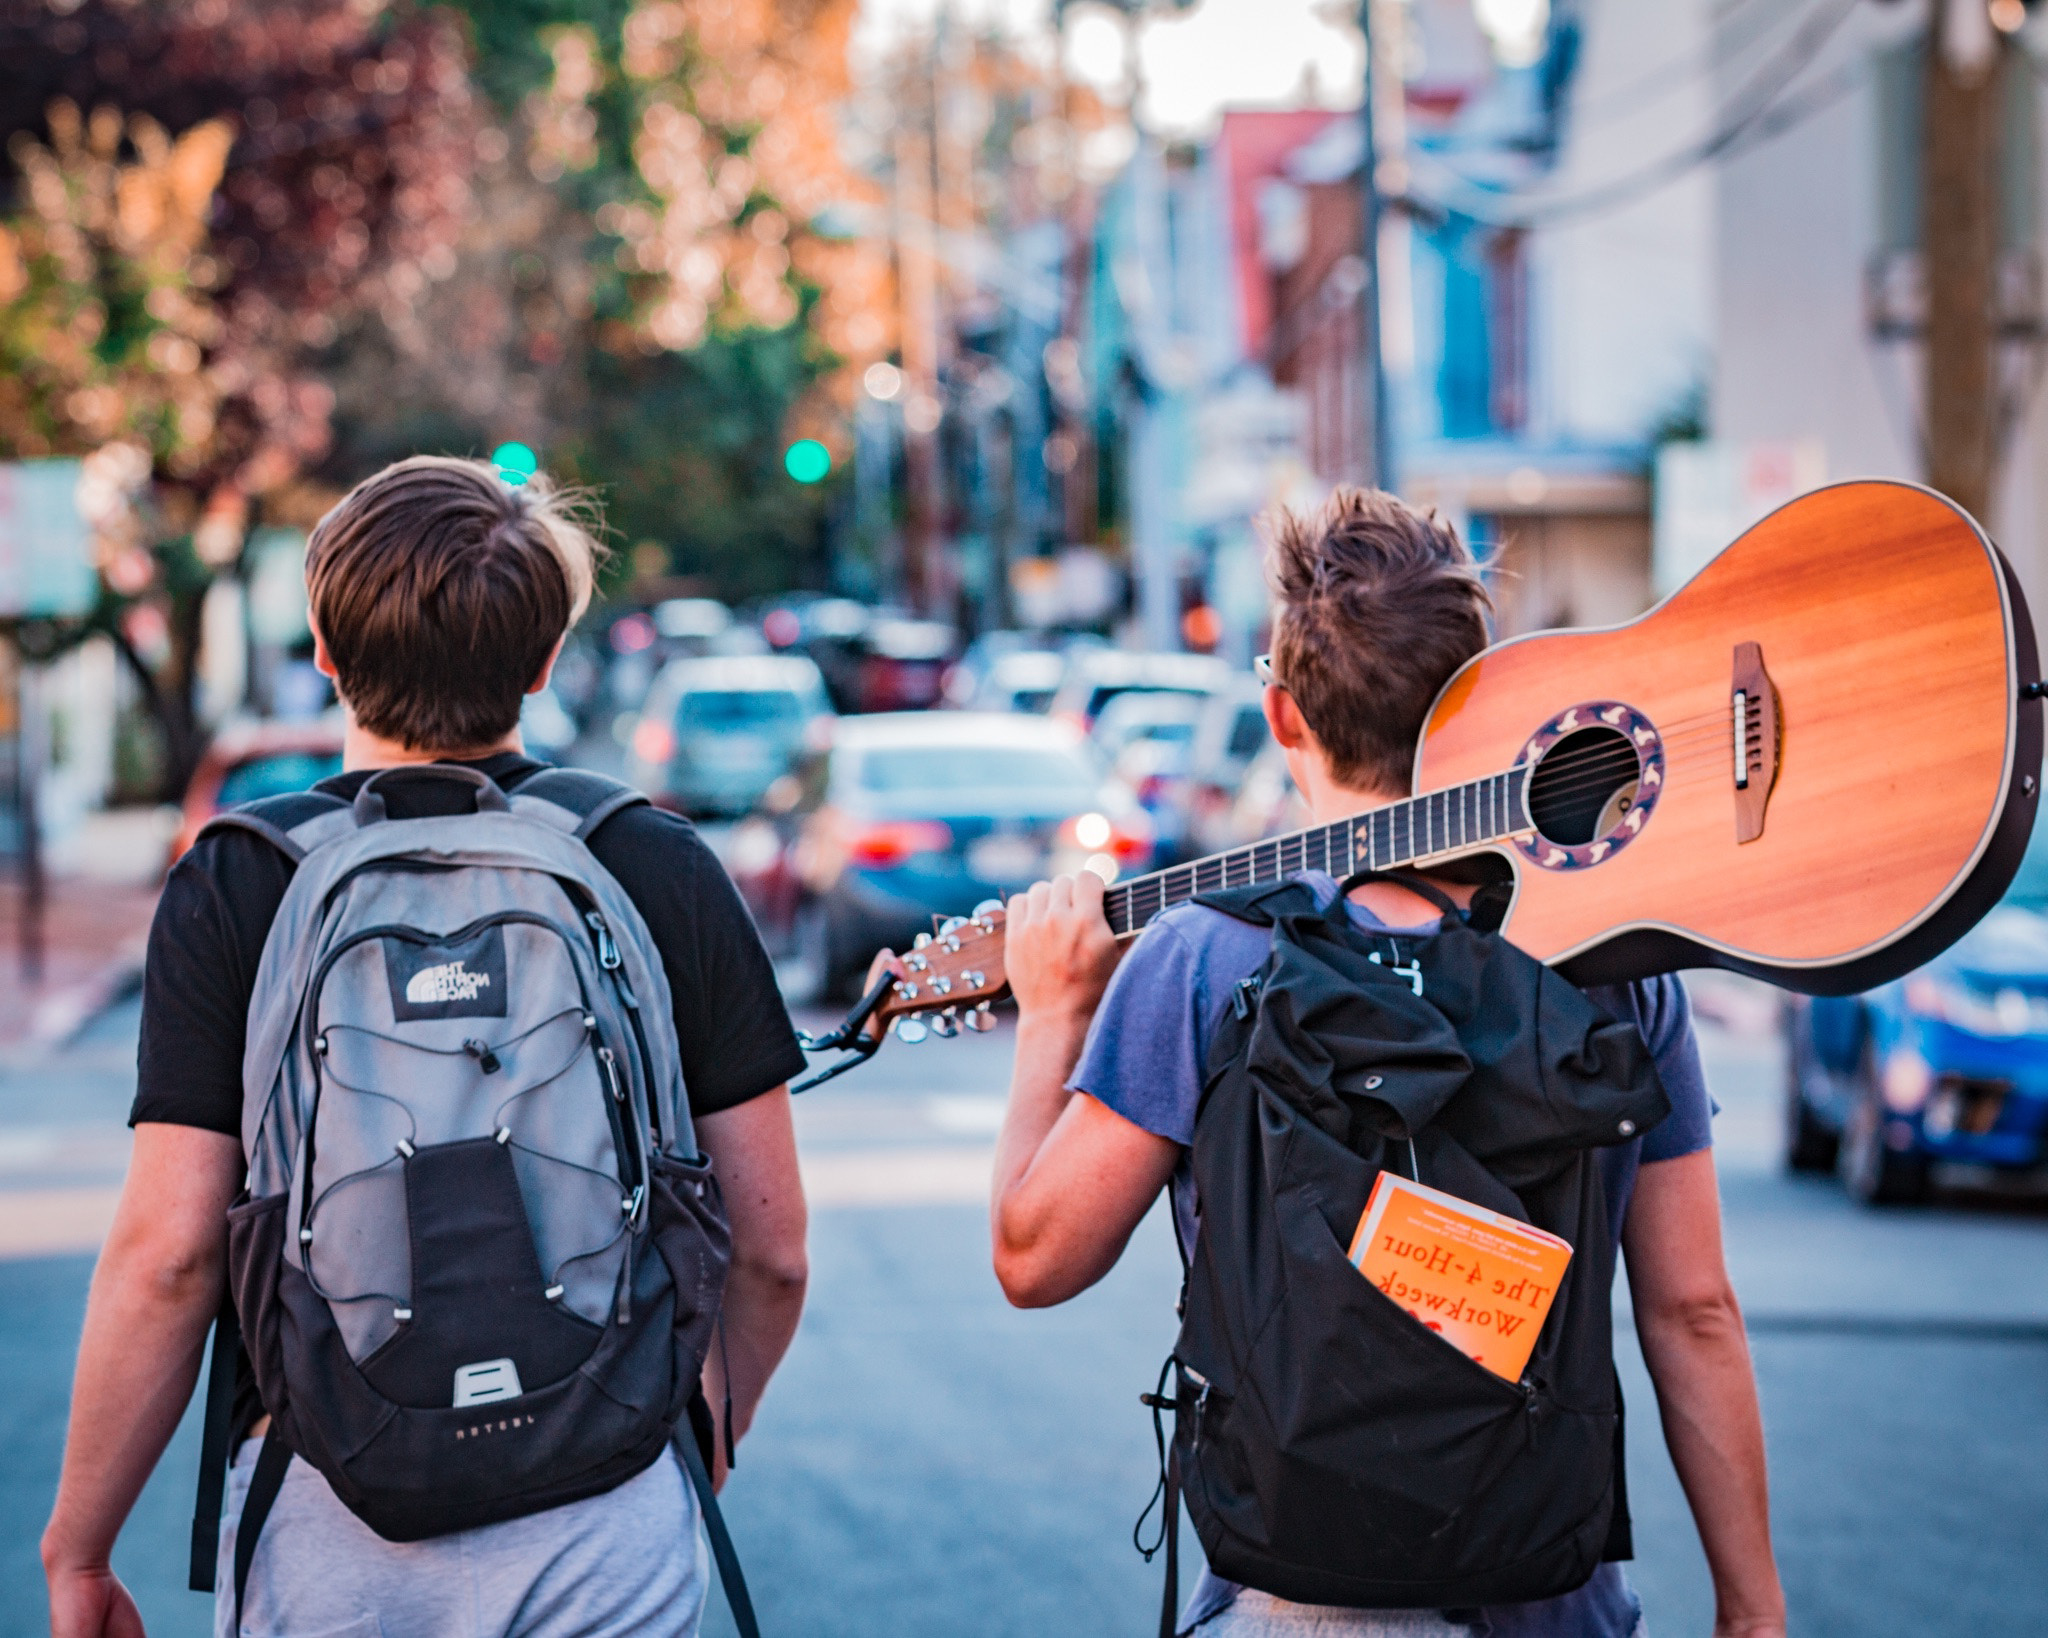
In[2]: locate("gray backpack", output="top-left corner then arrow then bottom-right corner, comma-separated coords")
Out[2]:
186,765 -> 756,1631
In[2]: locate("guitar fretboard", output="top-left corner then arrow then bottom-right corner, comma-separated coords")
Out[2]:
1104,766 -> 1531,939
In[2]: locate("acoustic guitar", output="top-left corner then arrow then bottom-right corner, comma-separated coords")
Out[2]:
800,480 -> 2042,1072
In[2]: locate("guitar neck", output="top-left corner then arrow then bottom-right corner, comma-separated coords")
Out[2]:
1103,765 -> 1532,939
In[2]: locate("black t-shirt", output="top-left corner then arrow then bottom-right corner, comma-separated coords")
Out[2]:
131,752 -> 807,1136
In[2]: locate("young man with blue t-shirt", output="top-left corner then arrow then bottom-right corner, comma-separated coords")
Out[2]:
982,490 -> 1787,1637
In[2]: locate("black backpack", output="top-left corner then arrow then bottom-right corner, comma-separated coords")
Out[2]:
1140,872 -> 1671,1628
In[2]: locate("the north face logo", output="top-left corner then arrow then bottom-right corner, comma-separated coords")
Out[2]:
406,962 -> 492,1006
385,925 -> 509,1021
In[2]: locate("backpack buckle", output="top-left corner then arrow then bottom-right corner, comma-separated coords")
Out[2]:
1367,950 -> 1426,997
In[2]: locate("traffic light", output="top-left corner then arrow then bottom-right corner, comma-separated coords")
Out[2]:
783,439 -> 831,484
491,441 -> 538,486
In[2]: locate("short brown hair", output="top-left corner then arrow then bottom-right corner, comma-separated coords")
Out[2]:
306,456 -> 600,752
1264,486 -> 1491,792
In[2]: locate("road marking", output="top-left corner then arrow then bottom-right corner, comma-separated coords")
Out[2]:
801,1145 -> 993,1208
0,1143 -> 997,1256
924,1095 -> 1006,1136
0,1185 -> 122,1259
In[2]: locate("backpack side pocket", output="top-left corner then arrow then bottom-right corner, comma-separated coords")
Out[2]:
226,1191 -> 290,1425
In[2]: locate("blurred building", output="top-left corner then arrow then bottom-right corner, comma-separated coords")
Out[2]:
1217,0 -> 1714,637
1710,0 -> 2048,612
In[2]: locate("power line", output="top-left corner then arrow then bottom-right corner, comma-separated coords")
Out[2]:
1403,0 -> 1864,230
1568,0 -> 1791,127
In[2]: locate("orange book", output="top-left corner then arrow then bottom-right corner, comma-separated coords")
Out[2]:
1347,1172 -> 1573,1383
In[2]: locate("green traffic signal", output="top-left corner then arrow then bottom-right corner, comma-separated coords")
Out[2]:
784,439 -> 831,484
492,441 -> 539,486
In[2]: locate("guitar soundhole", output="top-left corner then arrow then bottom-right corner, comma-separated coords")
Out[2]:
1527,726 -> 1641,846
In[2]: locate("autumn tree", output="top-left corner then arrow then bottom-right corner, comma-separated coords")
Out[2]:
0,0 -> 474,793
420,0 -> 895,595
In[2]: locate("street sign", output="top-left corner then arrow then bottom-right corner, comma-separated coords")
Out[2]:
0,460 -> 95,619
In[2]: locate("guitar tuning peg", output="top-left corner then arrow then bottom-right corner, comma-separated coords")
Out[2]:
930,1011 -> 959,1039
973,899 -> 1004,918
938,916 -> 968,936
895,1017 -> 929,1044
913,932 -> 933,950
963,1003 -> 996,1033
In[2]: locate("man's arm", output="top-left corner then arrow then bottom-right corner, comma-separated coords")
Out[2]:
43,1123 -> 245,1638
695,1086 -> 808,1487
991,872 -> 1179,1308
1622,1148 -> 1787,1638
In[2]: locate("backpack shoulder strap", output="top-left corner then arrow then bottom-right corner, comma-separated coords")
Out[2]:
1192,877 -> 1320,927
512,767 -> 652,840
194,790 -> 353,864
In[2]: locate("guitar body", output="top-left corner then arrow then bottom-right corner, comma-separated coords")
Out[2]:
1415,480 -> 2042,995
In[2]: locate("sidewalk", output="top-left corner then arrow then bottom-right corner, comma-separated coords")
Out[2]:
0,873 -> 158,1050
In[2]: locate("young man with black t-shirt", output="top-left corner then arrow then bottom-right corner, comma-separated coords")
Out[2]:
42,457 -> 811,1638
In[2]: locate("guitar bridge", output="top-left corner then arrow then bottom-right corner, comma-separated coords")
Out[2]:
1732,641 -> 1781,843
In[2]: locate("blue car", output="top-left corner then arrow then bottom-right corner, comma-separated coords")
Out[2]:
1784,817 -> 2048,1203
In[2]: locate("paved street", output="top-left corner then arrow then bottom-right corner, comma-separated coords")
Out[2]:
2,984 -> 2044,1637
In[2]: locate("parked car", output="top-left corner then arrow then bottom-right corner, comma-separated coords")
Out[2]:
625,655 -> 833,818
1782,817 -> 2048,1203
778,712 -> 1153,1000
171,716 -> 346,861
1046,649 -> 1231,731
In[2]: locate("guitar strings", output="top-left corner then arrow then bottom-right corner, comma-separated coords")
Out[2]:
1115,723 -> 1778,919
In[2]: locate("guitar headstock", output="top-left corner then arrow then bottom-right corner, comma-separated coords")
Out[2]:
874,902 -> 1010,1041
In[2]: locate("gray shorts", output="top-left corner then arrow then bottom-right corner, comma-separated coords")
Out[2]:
215,1437 -> 707,1638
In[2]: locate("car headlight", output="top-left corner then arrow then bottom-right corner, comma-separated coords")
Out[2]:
1903,974 -> 2048,1036
1881,1047 -> 1934,1112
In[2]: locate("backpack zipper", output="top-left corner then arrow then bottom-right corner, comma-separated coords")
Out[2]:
298,911 -> 641,1247
584,909 -> 666,1156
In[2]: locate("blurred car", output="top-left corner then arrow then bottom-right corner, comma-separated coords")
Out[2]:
520,684 -> 580,763
1046,649 -> 1231,732
942,630 -> 1103,711
854,616 -> 957,712
172,716 -> 346,861
760,596 -> 872,709
1091,691 -> 1206,862
1178,678 -> 1276,859
625,655 -> 833,818
1220,738 -> 1310,851
1782,819 -> 2048,1203
651,597 -> 732,652
779,712 -> 1153,1000
964,648 -> 1067,713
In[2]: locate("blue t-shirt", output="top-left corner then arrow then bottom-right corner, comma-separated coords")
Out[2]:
1067,873 -> 1715,1638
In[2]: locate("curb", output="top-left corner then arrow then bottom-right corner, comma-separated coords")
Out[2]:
18,947 -> 148,1051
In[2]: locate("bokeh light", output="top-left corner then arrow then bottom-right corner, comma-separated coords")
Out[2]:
492,441 -> 539,486
784,438 -> 832,483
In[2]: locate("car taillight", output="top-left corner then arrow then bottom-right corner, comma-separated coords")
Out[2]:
631,718 -> 676,766
844,818 -> 952,868
1059,811 -> 1151,864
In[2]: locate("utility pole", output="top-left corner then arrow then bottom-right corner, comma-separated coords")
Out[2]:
894,113 -> 942,614
1923,0 -> 2004,521
1357,0 -> 1394,492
